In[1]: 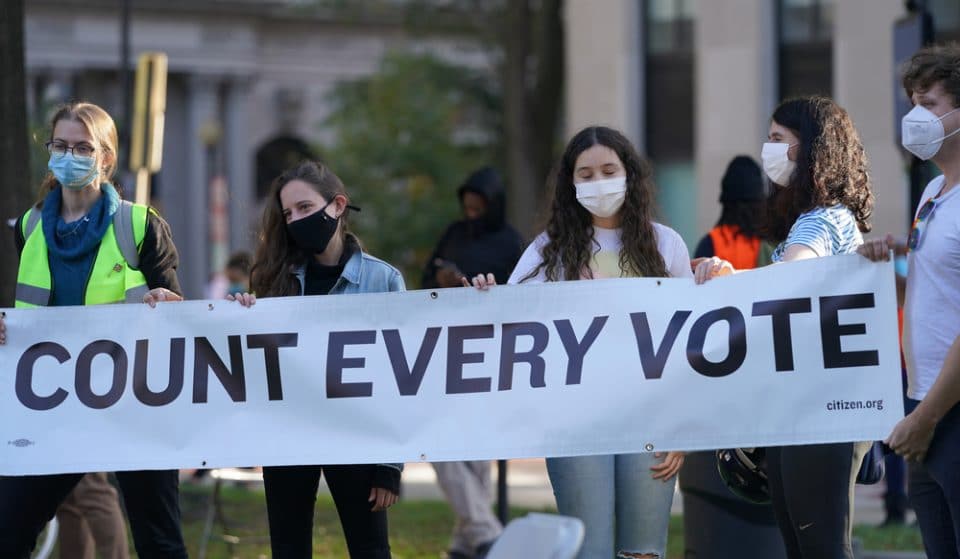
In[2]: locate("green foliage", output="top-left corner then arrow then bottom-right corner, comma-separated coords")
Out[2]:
320,50 -> 501,287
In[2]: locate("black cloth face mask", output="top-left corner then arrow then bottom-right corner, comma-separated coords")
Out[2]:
286,201 -> 339,254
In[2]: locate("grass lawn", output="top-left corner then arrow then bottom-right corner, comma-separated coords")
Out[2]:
178,484 -> 923,558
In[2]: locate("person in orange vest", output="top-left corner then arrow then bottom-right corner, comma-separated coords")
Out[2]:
694,155 -> 771,269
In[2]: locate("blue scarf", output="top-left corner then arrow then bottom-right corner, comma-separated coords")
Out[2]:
40,184 -> 121,306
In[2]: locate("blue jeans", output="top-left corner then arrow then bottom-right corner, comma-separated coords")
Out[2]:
906,398 -> 960,559
546,453 -> 675,559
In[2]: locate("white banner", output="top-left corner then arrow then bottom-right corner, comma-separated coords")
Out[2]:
1,255 -> 902,475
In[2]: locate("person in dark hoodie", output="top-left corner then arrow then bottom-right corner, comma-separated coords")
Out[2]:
693,155 -> 772,269
422,166 -> 524,289
422,167 -> 522,559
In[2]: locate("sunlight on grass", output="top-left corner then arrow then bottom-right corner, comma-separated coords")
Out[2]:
178,484 -> 923,559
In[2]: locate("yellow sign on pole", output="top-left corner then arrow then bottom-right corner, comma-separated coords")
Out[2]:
129,52 -> 168,205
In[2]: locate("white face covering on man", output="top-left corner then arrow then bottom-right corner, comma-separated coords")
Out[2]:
574,176 -> 627,218
901,105 -> 960,161
761,142 -> 796,186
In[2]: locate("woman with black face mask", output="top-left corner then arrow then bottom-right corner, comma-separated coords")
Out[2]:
229,160 -> 403,558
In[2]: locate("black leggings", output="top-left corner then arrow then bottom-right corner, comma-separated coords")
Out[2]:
262,464 -> 390,559
0,470 -> 186,559
767,442 -> 868,559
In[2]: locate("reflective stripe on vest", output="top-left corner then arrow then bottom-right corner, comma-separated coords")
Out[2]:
15,202 -> 149,308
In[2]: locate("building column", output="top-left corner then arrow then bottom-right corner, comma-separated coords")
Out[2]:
834,0 -> 909,236
224,77 -> 256,253
563,0 -> 643,146
694,0 -> 777,239
183,75 -> 220,299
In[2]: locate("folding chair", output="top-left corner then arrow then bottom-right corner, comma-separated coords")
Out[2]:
485,513 -> 585,559
197,468 -> 267,559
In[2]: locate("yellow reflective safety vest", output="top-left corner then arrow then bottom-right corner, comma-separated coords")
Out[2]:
15,201 -> 150,308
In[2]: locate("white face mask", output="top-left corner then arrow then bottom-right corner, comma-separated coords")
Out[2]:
901,105 -> 960,161
574,176 -> 627,218
761,142 -> 796,186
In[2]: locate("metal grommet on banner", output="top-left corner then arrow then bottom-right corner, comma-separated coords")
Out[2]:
656,280 -> 661,286
429,292 -> 438,300
420,453 -> 427,460
644,443 -> 655,452
208,303 -> 214,311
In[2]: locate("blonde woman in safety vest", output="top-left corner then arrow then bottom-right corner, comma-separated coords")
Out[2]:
0,101 -> 187,559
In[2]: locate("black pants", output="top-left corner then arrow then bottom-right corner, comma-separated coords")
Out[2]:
906,398 -> 960,559
0,470 -> 187,559
263,464 -> 390,559
767,442 -> 868,559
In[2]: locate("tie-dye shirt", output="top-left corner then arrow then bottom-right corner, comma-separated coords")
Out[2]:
508,223 -> 693,284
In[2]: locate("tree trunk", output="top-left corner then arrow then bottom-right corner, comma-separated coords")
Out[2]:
0,0 -> 31,306
501,0 -> 564,238
502,0 -> 537,236
530,0 -> 564,204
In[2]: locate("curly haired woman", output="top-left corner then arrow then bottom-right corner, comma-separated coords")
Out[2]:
469,125 -> 690,559
696,96 -> 875,559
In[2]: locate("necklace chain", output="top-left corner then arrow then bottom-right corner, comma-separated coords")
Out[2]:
55,216 -> 90,238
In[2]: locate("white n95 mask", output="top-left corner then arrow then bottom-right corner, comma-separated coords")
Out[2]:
575,176 -> 628,218
761,142 -> 796,186
902,105 -> 960,161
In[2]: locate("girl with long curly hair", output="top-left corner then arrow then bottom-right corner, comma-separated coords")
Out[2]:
696,96 -> 875,559
469,125 -> 690,559
229,160 -> 403,558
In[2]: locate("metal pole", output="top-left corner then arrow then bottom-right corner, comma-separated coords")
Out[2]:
496,459 -> 508,525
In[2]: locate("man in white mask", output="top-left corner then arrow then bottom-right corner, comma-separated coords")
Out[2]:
859,43 -> 960,559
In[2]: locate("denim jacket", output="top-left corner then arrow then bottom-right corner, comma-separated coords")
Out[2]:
290,238 -> 406,488
291,246 -> 405,296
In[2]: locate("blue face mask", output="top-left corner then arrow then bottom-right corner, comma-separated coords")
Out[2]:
48,153 -> 99,190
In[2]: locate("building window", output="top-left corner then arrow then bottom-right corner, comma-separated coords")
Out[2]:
644,0 -> 695,163
929,0 -> 960,41
647,0 -> 695,55
643,0 -> 697,247
778,0 -> 833,100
